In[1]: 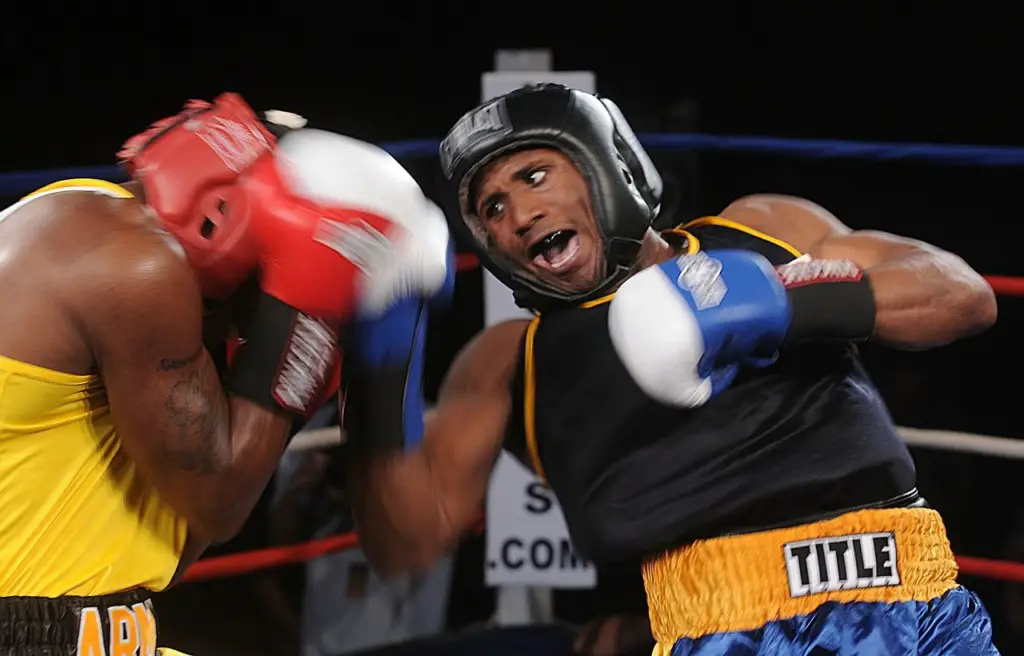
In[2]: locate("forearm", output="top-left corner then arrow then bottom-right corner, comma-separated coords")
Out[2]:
345,401 -> 506,575
189,396 -> 292,543
341,318 -> 520,574
345,449 -> 461,575
861,250 -> 996,349
130,351 -> 293,544
800,239 -> 997,350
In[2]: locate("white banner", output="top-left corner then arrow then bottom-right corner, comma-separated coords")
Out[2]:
481,69 -> 598,590
483,270 -> 533,325
481,71 -> 596,102
484,452 -> 597,588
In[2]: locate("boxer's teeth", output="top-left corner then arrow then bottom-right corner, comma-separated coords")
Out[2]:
530,230 -> 577,270
533,232 -> 580,271
547,234 -> 580,269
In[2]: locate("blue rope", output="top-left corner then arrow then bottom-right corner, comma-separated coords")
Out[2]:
3,133 -> 1022,196
637,133 -> 1024,167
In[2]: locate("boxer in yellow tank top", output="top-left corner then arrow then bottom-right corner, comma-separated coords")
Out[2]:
0,94 -> 363,655
0,181 -> 188,598
0,179 -> 196,655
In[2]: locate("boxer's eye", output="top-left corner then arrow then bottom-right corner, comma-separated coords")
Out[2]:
526,169 -> 547,186
482,199 -> 505,221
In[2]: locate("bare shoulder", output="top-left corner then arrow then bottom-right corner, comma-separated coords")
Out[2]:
440,319 -> 531,398
718,193 -> 852,252
66,202 -> 201,347
81,202 -> 192,294
0,190 -> 200,374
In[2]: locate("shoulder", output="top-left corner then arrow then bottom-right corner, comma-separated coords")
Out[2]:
441,320 -> 531,398
97,218 -> 195,293
717,194 -> 852,252
70,207 -> 201,329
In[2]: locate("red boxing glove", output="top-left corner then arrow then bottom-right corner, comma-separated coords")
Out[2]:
225,129 -> 451,417
119,94 -> 412,418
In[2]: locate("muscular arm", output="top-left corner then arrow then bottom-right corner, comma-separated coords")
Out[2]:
719,194 -> 998,349
82,231 -> 292,543
345,320 -> 527,575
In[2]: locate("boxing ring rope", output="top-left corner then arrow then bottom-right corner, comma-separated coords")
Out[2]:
7,131 -> 1024,195
4,131 -> 1024,589
288,425 -> 1024,468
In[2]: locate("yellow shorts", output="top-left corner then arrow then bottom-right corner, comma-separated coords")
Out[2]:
642,508 -> 985,655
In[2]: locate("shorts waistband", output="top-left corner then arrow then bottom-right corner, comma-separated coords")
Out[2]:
0,589 -> 156,655
642,507 -> 958,645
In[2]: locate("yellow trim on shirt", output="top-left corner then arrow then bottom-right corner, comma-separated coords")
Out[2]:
23,178 -> 133,201
683,216 -> 803,258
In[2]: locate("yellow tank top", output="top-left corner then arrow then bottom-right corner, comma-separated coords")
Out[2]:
0,180 -> 188,597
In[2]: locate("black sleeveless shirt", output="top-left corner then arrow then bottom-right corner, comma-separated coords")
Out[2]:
504,218 -> 917,566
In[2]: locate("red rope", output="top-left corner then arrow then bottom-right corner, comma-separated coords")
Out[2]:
182,518 -> 486,583
182,533 -> 360,582
984,275 -> 1024,298
180,523 -> 1024,585
957,555 -> 1024,584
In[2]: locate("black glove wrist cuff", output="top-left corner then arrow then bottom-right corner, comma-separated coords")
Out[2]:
340,300 -> 429,456
782,260 -> 877,345
226,291 -> 337,417
341,365 -> 410,456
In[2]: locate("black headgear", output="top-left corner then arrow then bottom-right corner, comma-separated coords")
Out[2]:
438,84 -> 663,311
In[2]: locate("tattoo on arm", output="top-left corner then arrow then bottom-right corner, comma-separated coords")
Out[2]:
158,345 -> 205,372
162,358 -> 227,475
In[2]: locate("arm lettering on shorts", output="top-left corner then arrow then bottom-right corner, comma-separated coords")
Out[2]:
161,357 -> 228,475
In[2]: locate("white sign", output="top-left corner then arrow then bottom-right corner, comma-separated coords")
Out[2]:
482,69 -> 598,591
481,71 -> 596,103
494,49 -> 552,72
483,271 -> 533,324
485,452 -> 597,588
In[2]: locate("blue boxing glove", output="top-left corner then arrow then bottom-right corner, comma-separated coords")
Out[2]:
608,249 -> 875,409
342,297 -> 431,452
341,227 -> 457,454
662,250 -> 791,367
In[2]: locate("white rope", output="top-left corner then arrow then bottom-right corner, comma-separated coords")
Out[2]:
897,426 -> 1024,460
288,426 -> 344,451
285,424 -> 1024,460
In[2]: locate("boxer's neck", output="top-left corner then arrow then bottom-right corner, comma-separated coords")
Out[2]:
600,228 -> 677,297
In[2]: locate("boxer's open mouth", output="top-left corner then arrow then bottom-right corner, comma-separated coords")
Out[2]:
528,229 -> 580,274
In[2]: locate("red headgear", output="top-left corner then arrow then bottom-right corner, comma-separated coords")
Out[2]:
118,93 -> 277,299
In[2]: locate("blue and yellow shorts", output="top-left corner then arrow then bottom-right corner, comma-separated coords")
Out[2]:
644,508 -> 998,655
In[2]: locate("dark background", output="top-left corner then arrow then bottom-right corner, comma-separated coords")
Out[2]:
4,4 -> 1023,653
